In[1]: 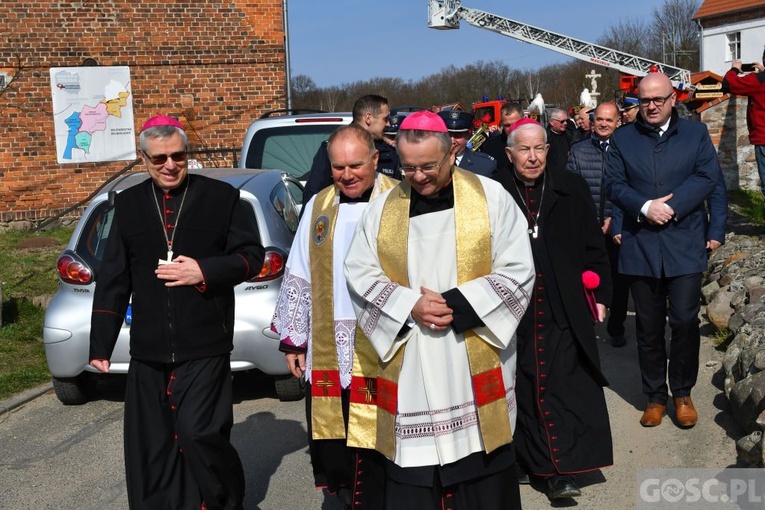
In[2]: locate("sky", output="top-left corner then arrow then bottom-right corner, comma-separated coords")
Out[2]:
287,0 -> 673,88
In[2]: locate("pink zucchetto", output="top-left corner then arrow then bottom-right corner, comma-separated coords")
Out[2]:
399,110 -> 448,133
141,115 -> 185,132
507,117 -> 540,134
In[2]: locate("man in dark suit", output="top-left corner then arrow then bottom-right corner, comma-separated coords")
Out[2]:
437,110 -> 497,177
605,73 -> 721,429
494,118 -> 613,500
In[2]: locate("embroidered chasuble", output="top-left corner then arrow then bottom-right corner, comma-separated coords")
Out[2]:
344,168 -> 536,468
271,174 -> 396,441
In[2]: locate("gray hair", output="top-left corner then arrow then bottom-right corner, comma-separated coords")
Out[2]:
507,123 -> 547,148
395,129 -> 452,154
139,125 -> 189,152
548,108 -> 567,120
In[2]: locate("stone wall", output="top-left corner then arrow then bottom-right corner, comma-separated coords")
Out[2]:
703,233 -> 765,465
0,0 -> 286,222
701,95 -> 759,192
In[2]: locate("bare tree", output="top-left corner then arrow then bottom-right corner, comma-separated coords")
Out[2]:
650,0 -> 702,70
291,74 -> 317,96
293,0 -> 701,113
319,86 -> 345,112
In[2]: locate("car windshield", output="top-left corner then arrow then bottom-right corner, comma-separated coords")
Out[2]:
243,125 -> 339,180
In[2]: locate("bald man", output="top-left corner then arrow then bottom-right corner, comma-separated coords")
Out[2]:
605,73 -> 722,430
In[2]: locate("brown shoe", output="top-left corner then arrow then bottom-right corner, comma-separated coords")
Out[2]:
674,396 -> 698,428
640,402 -> 666,427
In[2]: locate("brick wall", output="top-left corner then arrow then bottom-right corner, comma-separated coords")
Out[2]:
700,95 -> 759,192
0,1 -> 285,222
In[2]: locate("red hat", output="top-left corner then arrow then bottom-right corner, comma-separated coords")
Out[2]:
399,110 -> 448,133
141,115 -> 184,132
507,117 -> 540,134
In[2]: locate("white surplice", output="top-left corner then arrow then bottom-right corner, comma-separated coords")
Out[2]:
271,192 -> 369,389
343,175 -> 535,468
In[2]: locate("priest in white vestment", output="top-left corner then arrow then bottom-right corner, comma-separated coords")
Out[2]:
271,125 -> 396,509
343,111 -> 535,509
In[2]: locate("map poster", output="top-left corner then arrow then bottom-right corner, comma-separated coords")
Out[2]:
50,66 -> 136,164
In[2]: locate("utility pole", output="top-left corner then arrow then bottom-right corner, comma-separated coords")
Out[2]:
283,0 -> 292,110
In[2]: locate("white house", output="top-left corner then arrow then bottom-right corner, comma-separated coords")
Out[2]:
694,0 -> 765,76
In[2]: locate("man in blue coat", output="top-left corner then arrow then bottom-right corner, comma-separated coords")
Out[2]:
605,73 -> 722,429
438,110 -> 497,177
567,102 -> 631,348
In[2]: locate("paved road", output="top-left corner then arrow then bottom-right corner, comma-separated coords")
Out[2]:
0,318 -> 743,509
0,373 -> 340,510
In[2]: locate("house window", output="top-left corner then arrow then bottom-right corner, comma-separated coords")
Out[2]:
726,32 -> 741,61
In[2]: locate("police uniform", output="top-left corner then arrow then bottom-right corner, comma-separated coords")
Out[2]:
438,110 -> 497,177
383,114 -> 407,141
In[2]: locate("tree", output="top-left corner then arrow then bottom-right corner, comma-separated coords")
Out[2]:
291,74 -> 317,96
292,0 -> 701,113
650,0 -> 702,71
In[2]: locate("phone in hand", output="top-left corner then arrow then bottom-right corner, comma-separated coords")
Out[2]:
741,63 -> 756,72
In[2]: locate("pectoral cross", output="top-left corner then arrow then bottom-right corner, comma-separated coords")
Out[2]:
167,250 -> 174,262
528,225 -> 539,239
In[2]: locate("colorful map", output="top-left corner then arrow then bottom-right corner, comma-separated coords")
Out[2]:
50,66 -> 136,164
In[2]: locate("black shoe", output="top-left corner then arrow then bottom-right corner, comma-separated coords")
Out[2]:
517,465 -> 530,484
611,335 -> 626,347
547,475 -> 581,499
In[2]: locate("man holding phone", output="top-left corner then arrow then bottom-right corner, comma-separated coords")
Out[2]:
724,51 -> 765,195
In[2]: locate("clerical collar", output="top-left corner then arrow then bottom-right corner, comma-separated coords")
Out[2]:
339,186 -> 373,203
155,176 -> 190,196
410,180 -> 454,217
512,170 -> 540,187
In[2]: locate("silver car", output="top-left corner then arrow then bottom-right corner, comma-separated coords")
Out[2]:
44,168 -> 304,404
239,110 -> 352,182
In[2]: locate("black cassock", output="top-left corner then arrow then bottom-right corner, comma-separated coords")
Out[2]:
496,168 -> 614,477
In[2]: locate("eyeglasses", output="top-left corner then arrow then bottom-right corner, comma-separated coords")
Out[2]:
400,153 -> 449,176
638,93 -> 674,107
142,150 -> 187,165
550,118 -> 567,124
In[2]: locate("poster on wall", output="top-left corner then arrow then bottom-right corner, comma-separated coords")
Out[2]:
50,66 -> 136,164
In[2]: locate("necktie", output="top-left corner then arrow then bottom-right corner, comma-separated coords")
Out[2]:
601,141 -> 609,152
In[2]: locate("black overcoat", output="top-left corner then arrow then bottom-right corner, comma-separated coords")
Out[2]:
494,167 -> 614,474
495,167 -> 611,386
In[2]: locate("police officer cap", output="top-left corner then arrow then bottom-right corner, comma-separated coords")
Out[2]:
383,114 -> 407,136
437,110 -> 475,133
622,94 -> 639,109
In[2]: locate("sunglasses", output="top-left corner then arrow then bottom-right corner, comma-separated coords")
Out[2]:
142,150 -> 187,165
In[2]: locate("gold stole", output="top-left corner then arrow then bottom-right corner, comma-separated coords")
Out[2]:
309,175 -> 397,441
366,168 -> 512,460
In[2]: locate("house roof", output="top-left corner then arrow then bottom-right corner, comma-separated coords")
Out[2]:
694,0 -> 765,19
691,70 -> 724,84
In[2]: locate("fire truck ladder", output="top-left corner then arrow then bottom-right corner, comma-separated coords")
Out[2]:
427,0 -> 694,93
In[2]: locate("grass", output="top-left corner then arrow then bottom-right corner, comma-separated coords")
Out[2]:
728,189 -> 765,225
711,327 -> 734,351
0,225 -> 74,400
